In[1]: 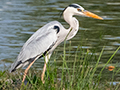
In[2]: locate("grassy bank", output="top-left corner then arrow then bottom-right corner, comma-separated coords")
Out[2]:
0,46 -> 120,90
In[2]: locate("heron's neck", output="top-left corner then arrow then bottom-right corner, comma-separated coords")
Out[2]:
63,14 -> 79,40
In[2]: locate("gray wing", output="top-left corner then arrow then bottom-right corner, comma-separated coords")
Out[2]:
10,21 -> 61,72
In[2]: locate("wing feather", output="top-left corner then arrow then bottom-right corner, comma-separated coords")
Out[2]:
10,21 -> 61,72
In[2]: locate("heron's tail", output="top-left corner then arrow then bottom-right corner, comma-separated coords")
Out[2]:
9,59 -> 31,73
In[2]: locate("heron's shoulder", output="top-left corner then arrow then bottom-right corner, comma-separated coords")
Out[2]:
36,21 -> 63,33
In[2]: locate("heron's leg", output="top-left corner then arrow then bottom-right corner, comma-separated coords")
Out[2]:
22,55 -> 40,83
41,54 -> 51,83
41,62 -> 47,83
22,60 -> 36,82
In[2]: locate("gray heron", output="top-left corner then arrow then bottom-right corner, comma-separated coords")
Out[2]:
10,3 -> 103,83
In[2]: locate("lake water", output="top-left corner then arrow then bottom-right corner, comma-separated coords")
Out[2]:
0,0 -> 120,83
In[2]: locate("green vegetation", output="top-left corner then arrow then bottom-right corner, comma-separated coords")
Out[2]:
0,46 -> 120,90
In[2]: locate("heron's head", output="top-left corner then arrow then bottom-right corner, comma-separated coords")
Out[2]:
62,3 -> 103,20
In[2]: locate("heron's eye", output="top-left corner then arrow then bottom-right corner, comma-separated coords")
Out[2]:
77,8 -> 82,12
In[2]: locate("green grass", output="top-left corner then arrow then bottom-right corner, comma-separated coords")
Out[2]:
0,46 -> 120,90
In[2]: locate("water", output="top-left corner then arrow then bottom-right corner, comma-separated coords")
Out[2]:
0,0 -> 120,83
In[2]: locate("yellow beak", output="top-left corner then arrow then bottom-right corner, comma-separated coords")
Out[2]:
83,10 -> 103,20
